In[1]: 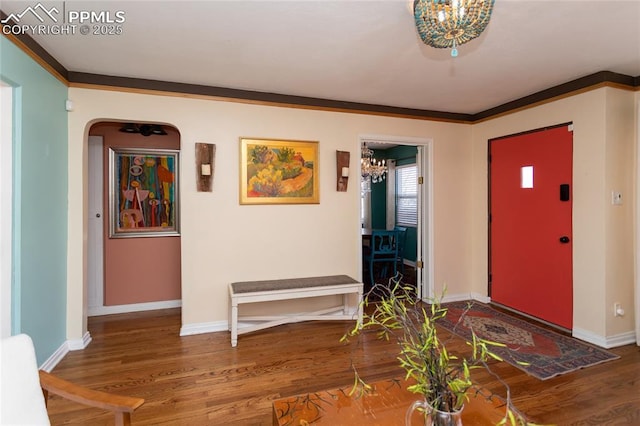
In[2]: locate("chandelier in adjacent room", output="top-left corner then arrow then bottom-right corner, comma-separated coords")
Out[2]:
361,143 -> 387,192
413,0 -> 495,57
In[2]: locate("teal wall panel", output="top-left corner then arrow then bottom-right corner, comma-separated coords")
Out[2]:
370,146 -> 418,262
1,37 -> 68,365
370,179 -> 387,229
388,145 -> 417,166
368,147 -> 388,228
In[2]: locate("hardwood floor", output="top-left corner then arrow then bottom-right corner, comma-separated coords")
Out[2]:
46,308 -> 640,425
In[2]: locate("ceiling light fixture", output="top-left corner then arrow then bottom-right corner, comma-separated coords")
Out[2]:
119,123 -> 140,133
361,143 -> 387,193
413,0 -> 495,57
119,123 -> 168,136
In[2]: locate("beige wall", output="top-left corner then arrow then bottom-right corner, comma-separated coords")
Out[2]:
471,87 -> 636,345
604,88 -> 636,337
66,86 -> 637,347
636,91 -> 640,345
66,87 -> 471,339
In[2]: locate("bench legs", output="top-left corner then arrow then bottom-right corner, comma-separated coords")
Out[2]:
342,294 -> 349,316
357,288 -> 363,328
342,291 -> 363,327
229,285 -> 363,347
230,302 -> 238,347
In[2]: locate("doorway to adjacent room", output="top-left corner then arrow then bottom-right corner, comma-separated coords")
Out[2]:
359,135 -> 433,300
87,122 -> 182,316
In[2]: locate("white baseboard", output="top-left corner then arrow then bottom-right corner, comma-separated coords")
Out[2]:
39,341 -> 69,372
39,331 -> 92,372
439,292 -> 484,303
180,320 -> 228,336
573,327 -> 636,348
67,331 -> 92,351
88,299 -> 182,316
470,292 -> 491,303
70,331 -> 91,350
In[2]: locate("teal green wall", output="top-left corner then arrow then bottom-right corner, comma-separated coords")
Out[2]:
1,37 -> 68,365
370,175 -> 387,229
370,146 -> 418,262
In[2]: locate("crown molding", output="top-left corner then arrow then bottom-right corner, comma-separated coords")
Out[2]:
67,71 -> 472,123
0,13 -> 68,84
473,71 -> 638,122
2,21 -> 638,123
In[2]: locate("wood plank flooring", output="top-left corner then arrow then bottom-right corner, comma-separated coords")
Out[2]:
45,308 -> 640,425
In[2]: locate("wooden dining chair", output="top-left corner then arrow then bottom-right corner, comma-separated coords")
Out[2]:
394,226 -> 408,274
363,229 -> 399,286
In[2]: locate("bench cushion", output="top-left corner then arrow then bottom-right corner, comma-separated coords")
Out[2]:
230,275 -> 358,294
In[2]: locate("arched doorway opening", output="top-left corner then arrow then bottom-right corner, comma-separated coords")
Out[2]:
86,121 -> 182,316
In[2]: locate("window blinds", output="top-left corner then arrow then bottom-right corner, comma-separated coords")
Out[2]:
396,165 -> 417,226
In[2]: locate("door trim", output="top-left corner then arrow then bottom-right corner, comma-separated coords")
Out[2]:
636,101 -> 640,346
87,136 -> 104,315
1,82 -> 13,337
358,134 -> 433,300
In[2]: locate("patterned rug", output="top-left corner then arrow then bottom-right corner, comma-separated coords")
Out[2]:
437,301 -> 620,380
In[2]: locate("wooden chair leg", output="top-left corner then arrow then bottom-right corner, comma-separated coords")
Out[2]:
369,259 -> 375,287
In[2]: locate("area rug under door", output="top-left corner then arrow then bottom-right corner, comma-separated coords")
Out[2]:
438,301 -> 619,380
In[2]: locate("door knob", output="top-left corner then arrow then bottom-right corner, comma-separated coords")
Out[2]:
559,236 -> 570,243
96,213 -> 101,218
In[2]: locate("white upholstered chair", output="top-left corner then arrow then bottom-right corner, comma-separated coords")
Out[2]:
1,334 -> 144,425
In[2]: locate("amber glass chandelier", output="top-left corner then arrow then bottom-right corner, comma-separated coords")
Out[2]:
413,0 -> 495,57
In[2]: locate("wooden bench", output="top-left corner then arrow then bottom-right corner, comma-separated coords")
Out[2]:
228,275 -> 363,347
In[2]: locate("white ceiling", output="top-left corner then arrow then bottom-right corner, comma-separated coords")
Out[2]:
2,0 -> 639,115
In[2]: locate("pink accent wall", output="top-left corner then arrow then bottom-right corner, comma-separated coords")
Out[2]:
90,123 -> 181,306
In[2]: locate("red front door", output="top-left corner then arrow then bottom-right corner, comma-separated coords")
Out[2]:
490,124 -> 573,329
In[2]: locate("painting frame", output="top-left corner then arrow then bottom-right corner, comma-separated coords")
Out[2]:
109,147 -> 180,238
240,137 -> 320,205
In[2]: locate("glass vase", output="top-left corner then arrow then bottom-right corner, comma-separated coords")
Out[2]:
405,399 -> 463,426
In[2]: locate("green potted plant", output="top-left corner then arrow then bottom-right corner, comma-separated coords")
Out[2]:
342,277 -> 530,425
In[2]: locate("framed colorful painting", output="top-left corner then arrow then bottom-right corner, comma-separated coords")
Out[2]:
240,138 -> 320,205
109,148 -> 180,238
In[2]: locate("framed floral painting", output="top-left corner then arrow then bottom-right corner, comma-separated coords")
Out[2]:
240,138 -> 319,205
109,148 -> 180,237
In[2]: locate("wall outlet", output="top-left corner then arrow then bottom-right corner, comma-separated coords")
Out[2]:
614,303 -> 625,317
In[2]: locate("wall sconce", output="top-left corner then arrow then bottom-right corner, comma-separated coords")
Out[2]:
196,143 -> 216,192
336,150 -> 350,192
